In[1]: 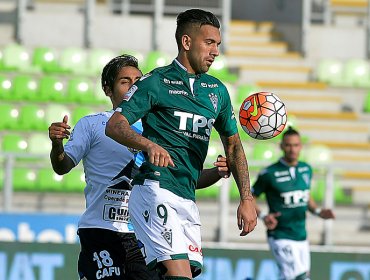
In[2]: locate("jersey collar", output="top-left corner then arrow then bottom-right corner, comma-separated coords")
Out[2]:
173,59 -> 202,79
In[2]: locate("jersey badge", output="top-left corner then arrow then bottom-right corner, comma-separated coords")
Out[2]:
209,93 -> 218,112
161,228 -> 173,247
123,85 -> 138,101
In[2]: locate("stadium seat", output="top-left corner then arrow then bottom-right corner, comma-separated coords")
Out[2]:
142,51 -> 170,73
63,169 -> 85,192
13,167 -> 37,191
1,133 -> 28,153
343,59 -> 370,87
311,177 -> 351,204
306,144 -> 332,164
12,75 -> 39,101
72,106 -> 96,126
45,104 -> 71,126
38,75 -> 67,102
59,47 -> 87,74
32,46 -> 60,73
67,77 -> 94,103
0,103 -> 20,130
236,84 -> 260,105
316,58 -> 344,86
251,142 -> 278,162
87,48 -> 116,76
196,185 -> 220,199
18,104 -> 47,131
37,168 -> 64,192
0,75 -> 13,100
364,91 -> 370,113
27,133 -> 51,155
0,49 -> 4,70
2,44 -> 33,72
207,55 -> 238,83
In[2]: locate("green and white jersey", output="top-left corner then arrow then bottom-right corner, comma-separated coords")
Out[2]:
252,159 -> 313,241
118,60 -> 238,201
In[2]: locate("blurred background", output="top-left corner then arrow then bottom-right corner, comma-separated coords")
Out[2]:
0,0 -> 370,279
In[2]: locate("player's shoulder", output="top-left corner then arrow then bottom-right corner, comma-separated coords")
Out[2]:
75,111 -> 109,126
201,73 -> 227,89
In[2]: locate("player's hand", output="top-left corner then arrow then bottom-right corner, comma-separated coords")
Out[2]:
319,209 -> 335,219
147,143 -> 175,167
48,115 -> 71,143
263,212 -> 281,230
214,155 -> 230,178
237,196 -> 257,236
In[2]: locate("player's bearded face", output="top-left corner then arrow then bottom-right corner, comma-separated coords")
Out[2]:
281,135 -> 302,163
188,25 -> 221,74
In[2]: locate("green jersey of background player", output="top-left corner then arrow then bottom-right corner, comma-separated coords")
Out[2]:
106,8 -> 257,279
252,127 -> 335,280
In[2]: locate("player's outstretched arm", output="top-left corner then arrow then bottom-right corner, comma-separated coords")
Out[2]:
49,115 -> 75,175
221,133 -> 257,236
197,155 -> 230,189
106,112 -> 174,167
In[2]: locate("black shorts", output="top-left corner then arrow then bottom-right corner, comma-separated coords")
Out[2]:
77,228 -> 161,280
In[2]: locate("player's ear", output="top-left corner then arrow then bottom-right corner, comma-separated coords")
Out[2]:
103,86 -> 112,97
182,34 -> 191,51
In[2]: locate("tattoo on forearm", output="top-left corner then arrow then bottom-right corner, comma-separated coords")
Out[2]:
227,139 -> 253,200
114,120 -> 143,145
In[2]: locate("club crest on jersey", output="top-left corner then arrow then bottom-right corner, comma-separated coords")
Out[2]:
161,228 -> 173,247
123,85 -> 138,101
209,93 -> 218,112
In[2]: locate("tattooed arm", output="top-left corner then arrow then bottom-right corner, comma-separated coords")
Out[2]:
105,112 -> 174,167
220,133 -> 257,236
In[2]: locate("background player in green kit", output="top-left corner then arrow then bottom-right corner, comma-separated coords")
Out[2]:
252,127 -> 335,280
106,8 -> 257,280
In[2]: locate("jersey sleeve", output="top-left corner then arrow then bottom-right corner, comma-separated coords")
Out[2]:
117,73 -> 158,125
213,83 -> 238,137
252,168 -> 269,197
64,117 -> 92,165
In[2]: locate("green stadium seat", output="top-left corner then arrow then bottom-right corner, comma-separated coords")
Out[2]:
343,59 -> 370,87
18,104 -> 47,131
12,75 -> 39,101
207,55 -> 238,83
0,103 -> 20,130
251,142 -> 278,162
45,104 -> 71,125
0,49 -> 4,70
72,106 -> 96,126
2,44 -> 33,72
38,76 -> 67,102
306,144 -> 332,164
63,169 -> 85,192
311,177 -> 351,204
142,51 -> 170,73
32,46 -> 60,73
27,133 -> 51,155
87,48 -> 116,76
13,167 -> 37,191
1,133 -> 28,153
37,168 -> 64,192
196,185 -> 220,199
0,75 -> 13,100
364,91 -> 370,113
236,84 -> 260,105
316,59 -> 344,86
59,47 -> 87,74
93,80 -> 110,106
67,77 -> 94,103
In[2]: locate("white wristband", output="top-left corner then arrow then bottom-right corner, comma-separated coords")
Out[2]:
314,208 -> 322,216
258,212 -> 267,220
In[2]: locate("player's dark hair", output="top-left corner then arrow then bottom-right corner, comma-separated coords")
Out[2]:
101,54 -> 140,91
282,126 -> 300,139
175,9 -> 220,50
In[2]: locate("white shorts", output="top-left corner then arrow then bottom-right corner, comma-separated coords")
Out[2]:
128,179 -> 203,275
268,237 -> 310,280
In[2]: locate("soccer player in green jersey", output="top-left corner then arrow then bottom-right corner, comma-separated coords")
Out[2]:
106,8 -> 257,280
252,127 -> 335,280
